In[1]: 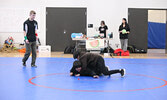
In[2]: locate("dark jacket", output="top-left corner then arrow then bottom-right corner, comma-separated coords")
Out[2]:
119,23 -> 130,39
78,53 -> 102,76
70,66 -> 80,75
70,64 -> 100,77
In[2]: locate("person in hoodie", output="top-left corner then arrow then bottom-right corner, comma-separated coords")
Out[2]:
70,51 -> 125,78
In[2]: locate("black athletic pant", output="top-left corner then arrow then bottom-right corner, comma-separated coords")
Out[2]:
96,56 -> 120,75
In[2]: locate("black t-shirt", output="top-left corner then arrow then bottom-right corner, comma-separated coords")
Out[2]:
119,24 -> 130,39
99,25 -> 108,38
23,19 -> 38,42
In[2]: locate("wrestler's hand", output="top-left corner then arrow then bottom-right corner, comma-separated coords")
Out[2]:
70,72 -> 73,76
93,75 -> 99,78
36,36 -> 38,40
25,40 -> 29,44
75,74 -> 80,77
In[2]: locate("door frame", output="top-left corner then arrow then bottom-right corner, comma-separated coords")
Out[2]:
128,8 -> 167,53
166,10 -> 167,53
46,7 -> 87,51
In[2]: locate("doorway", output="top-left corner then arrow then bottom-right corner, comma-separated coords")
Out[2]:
46,7 -> 87,51
128,8 -> 167,53
148,10 -> 166,49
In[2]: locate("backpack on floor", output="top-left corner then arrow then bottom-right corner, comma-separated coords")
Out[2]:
64,45 -> 75,54
101,46 -> 114,54
122,50 -> 130,56
114,49 -> 124,56
114,49 -> 129,56
128,45 -> 136,53
134,48 -> 147,53
128,45 -> 147,53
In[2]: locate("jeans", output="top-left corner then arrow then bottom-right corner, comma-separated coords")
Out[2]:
120,39 -> 128,51
22,42 -> 36,65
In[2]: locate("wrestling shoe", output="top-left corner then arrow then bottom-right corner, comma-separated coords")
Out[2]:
23,62 -> 26,66
31,64 -> 37,68
106,66 -> 110,70
120,69 -> 126,77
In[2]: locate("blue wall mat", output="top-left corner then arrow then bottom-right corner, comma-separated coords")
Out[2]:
148,22 -> 166,49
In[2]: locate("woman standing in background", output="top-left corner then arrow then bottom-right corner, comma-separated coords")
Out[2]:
119,18 -> 130,51
99,21 -> 108,38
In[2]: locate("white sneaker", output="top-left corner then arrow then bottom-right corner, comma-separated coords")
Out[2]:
106,66 -> 110,70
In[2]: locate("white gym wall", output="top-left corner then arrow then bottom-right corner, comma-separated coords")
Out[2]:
0,0 -> 167,49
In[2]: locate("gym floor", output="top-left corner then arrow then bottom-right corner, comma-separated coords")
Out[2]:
0,51 -> 167,100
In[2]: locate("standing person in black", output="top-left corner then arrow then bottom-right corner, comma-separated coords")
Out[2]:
119,18 -> 130,51
70,51 -> 125,78
99,21 -> 108,38
22,10 -> 38,67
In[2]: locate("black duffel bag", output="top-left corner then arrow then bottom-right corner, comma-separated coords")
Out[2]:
64,45 -> 75,54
